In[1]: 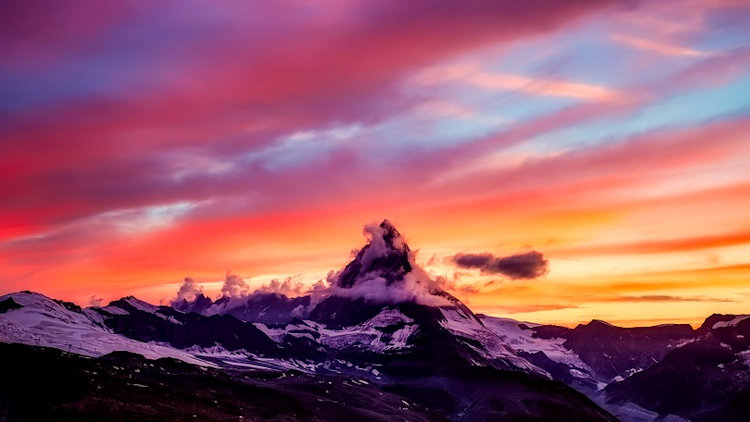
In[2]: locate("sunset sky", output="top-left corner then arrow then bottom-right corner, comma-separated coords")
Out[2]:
2,0 -> 749,327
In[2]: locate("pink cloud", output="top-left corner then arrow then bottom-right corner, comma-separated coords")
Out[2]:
416,63 -> 626,102
611,34 -> 716,57
0,0 -> 621,235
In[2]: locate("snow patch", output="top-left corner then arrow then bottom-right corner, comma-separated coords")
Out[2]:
123,297 -> 159,313
739,350 -> 750,367
318,308 -> 418,353
480,315 -> 599,383
712,315 -> 750,329
101,306 -> 129,315
440,309 -> 544,375
253,323 -> 287,343
185,344 -> 247,357
222,360 -> 268,369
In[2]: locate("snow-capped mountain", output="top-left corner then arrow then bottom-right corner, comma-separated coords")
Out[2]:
478,315 -> 604,391
3,291 -> 749,421
478,315 -> 698,390
172,219 -> 544,374
0,292 -> 209,366
0,290 -> 615,421
174,291 -> 313,324
1,221 -> 748,421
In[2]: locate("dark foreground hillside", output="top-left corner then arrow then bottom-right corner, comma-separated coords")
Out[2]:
0,342 -> 614,422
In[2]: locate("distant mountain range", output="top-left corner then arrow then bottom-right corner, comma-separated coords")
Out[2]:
1,221 -> 748,421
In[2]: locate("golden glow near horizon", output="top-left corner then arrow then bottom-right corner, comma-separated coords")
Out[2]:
7,185 -> 749,328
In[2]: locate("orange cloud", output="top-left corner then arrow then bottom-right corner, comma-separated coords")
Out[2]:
556,230 -> 750,256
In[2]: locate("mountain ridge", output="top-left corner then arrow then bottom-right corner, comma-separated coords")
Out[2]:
2,288 -> 748,421
1,220 -> 748,421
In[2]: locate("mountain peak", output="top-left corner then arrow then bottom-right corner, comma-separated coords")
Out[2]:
110,296 -> 159,314
336,219 -> 413,288
378,219 -> 403,246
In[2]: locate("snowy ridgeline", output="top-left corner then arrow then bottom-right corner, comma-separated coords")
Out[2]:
2,291 -> 748,397
253,307 -> 418,353
0,292 -> 210,366
713,315 -> 750,329
478,315 -> 604,386
0,292 -> 424,374
0,291 -> 592,381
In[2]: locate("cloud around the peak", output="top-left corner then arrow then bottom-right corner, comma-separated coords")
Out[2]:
325,220 -> 451,306
450,251 -> 549,279
327,268 -> 450,307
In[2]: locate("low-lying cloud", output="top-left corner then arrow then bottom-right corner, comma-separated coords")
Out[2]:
221,272 -> 249,298
173,277 -> 203,303
170,271 -> 325,311
253,276 -> 306,296
328,271 -> 450,307
450,251 -> 549,279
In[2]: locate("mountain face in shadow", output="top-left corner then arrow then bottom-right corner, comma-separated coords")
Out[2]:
604,315 -> 750,421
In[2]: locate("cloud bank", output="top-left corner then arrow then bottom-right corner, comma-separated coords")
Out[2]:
172,277 -> 203,304
451,251 -> 549,279
221,272 -> 249,298
253,276 -> 306,296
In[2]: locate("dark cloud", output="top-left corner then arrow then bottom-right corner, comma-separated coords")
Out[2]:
450,251 -> 549,279
88,295 -> 103,307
